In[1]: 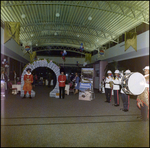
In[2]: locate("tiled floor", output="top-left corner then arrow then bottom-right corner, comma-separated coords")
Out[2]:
1,85 -> 149,147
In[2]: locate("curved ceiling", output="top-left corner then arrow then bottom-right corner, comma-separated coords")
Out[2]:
1,1 -> 149,53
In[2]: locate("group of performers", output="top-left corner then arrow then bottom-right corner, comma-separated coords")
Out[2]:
22,66 -> 149,121
103,66 -> 149,121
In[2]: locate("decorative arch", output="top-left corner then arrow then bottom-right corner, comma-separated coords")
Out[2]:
20,59 -> 60,98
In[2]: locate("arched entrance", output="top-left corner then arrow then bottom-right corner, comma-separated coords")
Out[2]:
20,59 -> 60,98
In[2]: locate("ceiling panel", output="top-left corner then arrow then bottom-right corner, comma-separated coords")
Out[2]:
1,1 -> 149,54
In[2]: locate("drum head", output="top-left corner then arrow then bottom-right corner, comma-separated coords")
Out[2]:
128,72 -> 146,95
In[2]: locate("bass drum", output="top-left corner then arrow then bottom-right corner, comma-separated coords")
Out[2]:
121,72 -> 146,95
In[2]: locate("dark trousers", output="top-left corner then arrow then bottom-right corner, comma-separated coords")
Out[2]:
59,87 -> 65,99
114,90 -> 120,105
105,88 -> 112,102
121,93 -> 130,110
140,103 -> 149,121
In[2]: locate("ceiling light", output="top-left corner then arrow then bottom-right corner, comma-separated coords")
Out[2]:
88,16 -> 92,21
54,32 -> 57,35
31,34 -> 33,37
97,39 -> 99,42
21,14 -> 26,18
56,13 -> 60,17
77,35 -> 79,37
36,44 -> 38,46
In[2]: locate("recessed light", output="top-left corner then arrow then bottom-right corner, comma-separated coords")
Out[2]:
88,16 -> 92,21
54,32 -> 57,35
77,35 -> 79,37
56,13 -> 60,17
21,14 -> 26,18
31,34 -> 33,37
36,44 -> 38,46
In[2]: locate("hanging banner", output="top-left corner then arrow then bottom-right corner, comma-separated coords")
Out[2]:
4,21 -> 20,45
125,32 -> 137,51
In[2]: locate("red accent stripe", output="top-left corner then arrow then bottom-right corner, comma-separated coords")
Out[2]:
110,89 -> 112,101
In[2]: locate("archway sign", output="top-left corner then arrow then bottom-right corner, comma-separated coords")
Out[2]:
20,59 -> 60,98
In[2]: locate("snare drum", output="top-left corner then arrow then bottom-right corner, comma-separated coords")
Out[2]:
121,72 -> 146,95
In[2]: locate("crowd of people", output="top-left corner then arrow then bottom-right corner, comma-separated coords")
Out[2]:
1,65 -> 149,121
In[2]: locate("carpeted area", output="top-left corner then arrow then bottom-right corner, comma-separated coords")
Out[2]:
1,85 -> 149,147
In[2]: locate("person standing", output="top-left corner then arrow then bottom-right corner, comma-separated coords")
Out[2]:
13,70 -> 17,84
137,66 -> 149,121
104,70 -> 113,103
74,73 -> 80,94
120,69 -> 131,112
58,71 -> 66,99
112,70 -> 121,106
22,68 -> 33,99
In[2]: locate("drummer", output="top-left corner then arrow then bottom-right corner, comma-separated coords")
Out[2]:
112,70 -> 121,106
104,70 -> 113,103
120,69 -> 131,112
136,66 -> 149,121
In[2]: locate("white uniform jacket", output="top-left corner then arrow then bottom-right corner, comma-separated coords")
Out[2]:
105,76 -> 113,89
119,76 -> 125,94
112,76 -> 121,90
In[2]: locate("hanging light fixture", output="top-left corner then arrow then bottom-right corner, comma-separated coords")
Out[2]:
21,14 -> 26,18
88,16 -> 92,21
56,13 -> 60,17
54,32 -> 57,35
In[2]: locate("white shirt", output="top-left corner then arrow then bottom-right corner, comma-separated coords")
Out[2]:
112,76 -> 121,90
1,73 -> 5,80
105,76 -> 113,89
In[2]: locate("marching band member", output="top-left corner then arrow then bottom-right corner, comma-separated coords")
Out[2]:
137,66 -> 149,121
104,70 -> 113,103
120,70 -> 131,112
23,68 -> 33,99
112,70 -> 121,106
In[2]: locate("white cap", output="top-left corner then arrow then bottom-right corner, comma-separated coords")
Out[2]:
107,70 -> 112,74
114,70 -> 120,73
143,66 -> 149,71
124,69 -> 131,74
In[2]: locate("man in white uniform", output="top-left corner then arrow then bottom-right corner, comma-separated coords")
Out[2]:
112,70 -> 121,106
104,70 -> 113,103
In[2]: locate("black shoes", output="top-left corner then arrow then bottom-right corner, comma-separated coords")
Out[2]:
29,95 -> 32,99
114,104 -> 119,106
122,109 -> 128,112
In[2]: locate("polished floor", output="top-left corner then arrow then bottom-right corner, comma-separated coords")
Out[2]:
1,85 -> 149,147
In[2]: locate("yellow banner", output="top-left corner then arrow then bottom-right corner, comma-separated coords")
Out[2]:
85,53 -> 91,63
4,21 -> 20,45
125,32 -> 137,51
30,51 -> 37,62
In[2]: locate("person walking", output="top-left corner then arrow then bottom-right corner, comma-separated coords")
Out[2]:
22,68 -> 33,99
58,71 -> 66,99
104,70 -> 113,103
